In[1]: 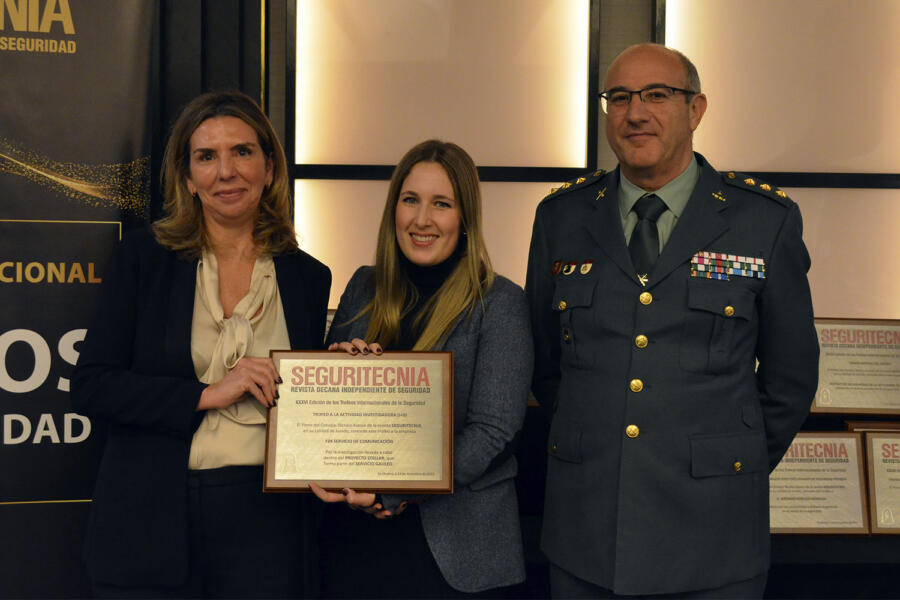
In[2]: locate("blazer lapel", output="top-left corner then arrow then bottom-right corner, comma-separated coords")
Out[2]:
274,252 -> 309,348
166,253 -> 198,375
585,170 -> 636,281
648,159 -> 729,288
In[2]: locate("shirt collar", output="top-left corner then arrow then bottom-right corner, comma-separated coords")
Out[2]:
618,156 -> 700,220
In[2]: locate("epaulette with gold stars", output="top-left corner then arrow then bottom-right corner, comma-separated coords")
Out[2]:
539,169 -> 608,204
721,171 -> 791,206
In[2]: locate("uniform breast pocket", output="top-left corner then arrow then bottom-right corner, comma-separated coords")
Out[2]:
552,280 -> 596,369
680,278 -> 756,373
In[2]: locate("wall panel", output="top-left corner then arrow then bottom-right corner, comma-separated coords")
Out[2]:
666,0 -> 900,174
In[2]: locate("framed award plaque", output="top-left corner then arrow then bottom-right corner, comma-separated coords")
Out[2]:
812,319 -> 900,415
264,350 -> 453,494
865,432 -> 900,534
770,432 -> 869,534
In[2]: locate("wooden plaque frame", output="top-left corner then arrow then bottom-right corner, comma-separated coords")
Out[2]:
770,432 -> 869,534
264,350 -> 453,493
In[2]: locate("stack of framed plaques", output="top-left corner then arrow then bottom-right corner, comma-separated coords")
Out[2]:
769,319 -> 900,534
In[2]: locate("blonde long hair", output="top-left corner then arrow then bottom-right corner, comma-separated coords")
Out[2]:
361,140 -> 494,350
153,90 -> 297,258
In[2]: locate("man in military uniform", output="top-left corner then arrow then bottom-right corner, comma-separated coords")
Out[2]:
525,43 -> 819,597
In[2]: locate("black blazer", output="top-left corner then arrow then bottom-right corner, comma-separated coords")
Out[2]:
71,228 -> 330,586
526,154 -> 819,595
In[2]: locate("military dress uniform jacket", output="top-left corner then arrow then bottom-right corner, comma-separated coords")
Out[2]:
525,153 -> 819,595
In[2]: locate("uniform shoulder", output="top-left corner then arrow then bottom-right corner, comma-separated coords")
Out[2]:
537,168 -> 612,207
720,170 -> 793,207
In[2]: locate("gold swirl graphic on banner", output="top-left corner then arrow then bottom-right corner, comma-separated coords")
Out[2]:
0,138 -> 149,214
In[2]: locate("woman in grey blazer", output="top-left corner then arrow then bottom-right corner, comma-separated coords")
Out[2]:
311,140 -> 532,597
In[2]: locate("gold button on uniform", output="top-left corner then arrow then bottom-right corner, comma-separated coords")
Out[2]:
733,461 -> 742,473
625,425 -> 639,438
558,300 -> 567,311
551,444 -> 558,453
635,334 -> 648,348
629,379 -> 643,393
639,292 -> 653,305
563,329 -> 571,342
724,305 -> 735,317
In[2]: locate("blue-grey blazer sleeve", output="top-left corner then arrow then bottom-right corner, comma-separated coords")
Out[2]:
452,279 -> 532,486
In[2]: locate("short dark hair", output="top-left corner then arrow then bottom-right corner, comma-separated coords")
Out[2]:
670,47 -> 702,94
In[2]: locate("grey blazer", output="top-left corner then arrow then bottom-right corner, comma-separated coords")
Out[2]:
326,266 -> 532,593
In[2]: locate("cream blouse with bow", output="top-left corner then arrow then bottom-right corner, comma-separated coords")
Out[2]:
188,248 -> 290,469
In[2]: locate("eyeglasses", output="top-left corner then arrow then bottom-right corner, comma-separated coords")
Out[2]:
599,85 -> 696,114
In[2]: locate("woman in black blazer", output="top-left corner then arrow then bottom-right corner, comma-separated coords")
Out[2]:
71,91 -> 330,598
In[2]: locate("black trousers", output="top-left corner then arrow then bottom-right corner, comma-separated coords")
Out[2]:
93,466 -> 318,599
550,563 -> 768,599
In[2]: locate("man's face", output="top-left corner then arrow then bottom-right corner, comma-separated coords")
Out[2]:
604,45 -> 706,189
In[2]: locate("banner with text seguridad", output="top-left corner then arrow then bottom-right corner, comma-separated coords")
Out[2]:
0,1 -> 154,596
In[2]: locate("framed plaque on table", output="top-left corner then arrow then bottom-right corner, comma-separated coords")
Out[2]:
264,351 -> 453,493
812,319 -> 900,415
770,432 -> 869,534
865,432 -> 900,534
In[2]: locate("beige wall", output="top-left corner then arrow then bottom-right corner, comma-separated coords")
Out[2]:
295,0 -> 589,167
667,0 -> 900,319
791,188 -> 900,319
294,0 -> 590,308
295,1 -> 900,319
295,179 -> 549,308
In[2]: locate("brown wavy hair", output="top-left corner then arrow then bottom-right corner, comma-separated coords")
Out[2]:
153,90 -> 297,258
358,140 -> 494,350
